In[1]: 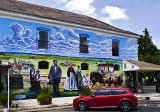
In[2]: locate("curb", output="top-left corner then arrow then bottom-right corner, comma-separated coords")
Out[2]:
0,104 -> 73,112
137,96 -> 160,101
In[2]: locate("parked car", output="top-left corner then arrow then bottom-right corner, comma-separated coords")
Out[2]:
73,88 -> 137,111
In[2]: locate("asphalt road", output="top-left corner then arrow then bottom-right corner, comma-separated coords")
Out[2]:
39,100 -> 160,112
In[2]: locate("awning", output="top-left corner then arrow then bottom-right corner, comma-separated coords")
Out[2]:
123,60 -> 160,72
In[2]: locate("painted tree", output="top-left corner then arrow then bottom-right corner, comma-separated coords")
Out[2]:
138,28 -> 160,83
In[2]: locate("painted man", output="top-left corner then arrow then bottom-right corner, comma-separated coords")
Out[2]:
29,64 -> 36,92
48,60 -> 62,97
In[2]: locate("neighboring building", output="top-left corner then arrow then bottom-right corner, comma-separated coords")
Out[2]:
0,0 -> 143,92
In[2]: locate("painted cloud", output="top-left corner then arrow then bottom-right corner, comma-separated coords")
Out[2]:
0,22 -> 138,60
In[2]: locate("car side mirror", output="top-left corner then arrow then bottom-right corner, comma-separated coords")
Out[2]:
91,94 -> 95,97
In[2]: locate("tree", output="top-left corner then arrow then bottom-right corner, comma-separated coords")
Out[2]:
138,28 -> 160,83
138,28 -> 160,64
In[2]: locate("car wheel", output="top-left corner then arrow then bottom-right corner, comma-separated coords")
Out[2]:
78,101 -> 88,111
119,101 -> 131,112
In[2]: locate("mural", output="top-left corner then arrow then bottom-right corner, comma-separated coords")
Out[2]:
0,18 -> 138,60
0,17 -> 137,98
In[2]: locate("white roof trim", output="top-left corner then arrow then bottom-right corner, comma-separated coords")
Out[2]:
0,10 -> 140,39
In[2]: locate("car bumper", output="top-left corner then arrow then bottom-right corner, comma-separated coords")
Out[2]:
132,102 -> 138,107
73,102 -> 78,108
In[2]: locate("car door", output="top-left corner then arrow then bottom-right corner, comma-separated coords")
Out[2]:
109,89 -> 128,106
90,89 -> 111,108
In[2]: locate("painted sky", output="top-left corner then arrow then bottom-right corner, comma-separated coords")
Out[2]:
0,18 -> 138,60
17,0 -> 160,49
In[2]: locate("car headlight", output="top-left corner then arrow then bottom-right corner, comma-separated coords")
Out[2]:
74,99 -> 78,102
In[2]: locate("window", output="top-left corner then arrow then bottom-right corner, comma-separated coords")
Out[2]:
38,30 -> 49,50
81,63 -> 89,70
38,61 -> 49,69
79,34 -> 88,53
93,89 -> 111,96
112,40 -> 119,56
114,65 -> 119,71
111,89 -> 127,95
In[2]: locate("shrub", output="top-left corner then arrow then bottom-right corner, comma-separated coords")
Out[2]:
37,93 -> 52,105
0,93 -> 15,107
79,86 -> 92,96
37,86 -> 52,105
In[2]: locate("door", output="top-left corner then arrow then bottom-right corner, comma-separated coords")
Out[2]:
126,71 -> 136,92
90,89 -> 111,107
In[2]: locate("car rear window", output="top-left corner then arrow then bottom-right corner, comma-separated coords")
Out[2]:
111,89 -> 127,95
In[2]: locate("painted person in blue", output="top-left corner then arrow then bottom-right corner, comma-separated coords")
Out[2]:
48,60 -> 62,97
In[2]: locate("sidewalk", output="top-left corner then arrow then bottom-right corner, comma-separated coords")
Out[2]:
0,93 -> 160,112
135,93 -> 160,100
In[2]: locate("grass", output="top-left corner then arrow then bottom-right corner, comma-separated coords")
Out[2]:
12,80 -> 79,99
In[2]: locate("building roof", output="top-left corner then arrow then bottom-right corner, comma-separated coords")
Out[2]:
126,60 -> 160,71
0,0 -> 140,37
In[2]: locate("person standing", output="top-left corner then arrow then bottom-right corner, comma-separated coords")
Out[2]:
29,65 -> 36,92
76,65 -> 82,89
48,60 -> 62,97
67,63 -> 78,90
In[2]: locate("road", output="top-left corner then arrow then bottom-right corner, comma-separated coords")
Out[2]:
39,100 -> 160,112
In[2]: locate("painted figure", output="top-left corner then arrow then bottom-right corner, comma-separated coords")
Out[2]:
48,60 -> 62,97
76,65 -> 82,89
35,70 -> 41,93
29,65 -> 36,92
65,63 -> 78,91
85,73 -> 90,88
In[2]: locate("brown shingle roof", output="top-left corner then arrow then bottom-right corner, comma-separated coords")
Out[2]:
0,0 -> 140,37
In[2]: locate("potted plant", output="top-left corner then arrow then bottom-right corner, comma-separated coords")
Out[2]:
37,86 -> 52,105
37,93 -> 52,105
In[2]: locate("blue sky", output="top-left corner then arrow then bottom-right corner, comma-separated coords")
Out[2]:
17,0 -> 160,48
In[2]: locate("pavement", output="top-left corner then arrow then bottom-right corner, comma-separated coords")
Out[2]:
0,93 -> 160,112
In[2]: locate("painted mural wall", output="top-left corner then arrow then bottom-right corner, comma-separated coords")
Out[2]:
0,17 -> 138,60
0,17 -> 137,96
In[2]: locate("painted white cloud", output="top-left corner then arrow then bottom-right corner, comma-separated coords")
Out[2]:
64,0 -> 97,18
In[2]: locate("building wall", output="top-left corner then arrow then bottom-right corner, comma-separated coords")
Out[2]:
0,17 -> 138,60
0,17 -> 138,79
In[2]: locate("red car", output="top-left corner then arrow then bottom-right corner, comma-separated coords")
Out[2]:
73,88 -> 137,111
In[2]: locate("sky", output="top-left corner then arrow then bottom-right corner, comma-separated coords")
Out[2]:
17,0 -> 160,49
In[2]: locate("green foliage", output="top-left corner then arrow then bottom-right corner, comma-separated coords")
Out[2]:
0,93 -> 15,107
37,93 -> 52,105
79,86 -> 92,96
37,86 -> 52,105
138,28 -> 160,81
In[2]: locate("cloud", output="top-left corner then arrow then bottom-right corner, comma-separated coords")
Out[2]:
53,0 -> 68,4
54,32 -> 66,40
100,6 -> 129,24
64,0 -> 97,18
62,28 -> 79,40
127,39 -> 137,45
3,35 -> 15,45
